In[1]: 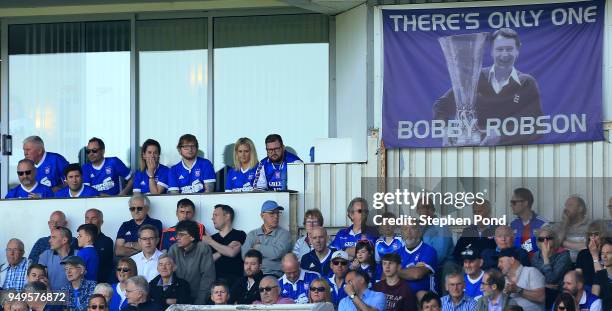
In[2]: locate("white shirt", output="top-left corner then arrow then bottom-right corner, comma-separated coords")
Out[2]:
130,249 -> 163,282
488,66 -> 521,94
578,290 -> 602,311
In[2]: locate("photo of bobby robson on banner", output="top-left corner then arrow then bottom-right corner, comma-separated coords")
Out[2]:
382,0 -> 606,148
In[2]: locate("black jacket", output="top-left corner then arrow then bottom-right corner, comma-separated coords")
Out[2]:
229,271 -> 264,305
120,300 -> 162,311
148,273 -> 192,310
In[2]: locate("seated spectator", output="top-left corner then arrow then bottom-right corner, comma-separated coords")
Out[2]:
531,225 -> 572,309
241,200 -> 291,277
593,239 -> 612,311
131,225 -> 163,282
209,281 -> 230,305
452,200 -> 497,264
372,253 -> 417,311
576,220 -> 609,289
510,187 -> 548,258
338,269 -> 385,311
76,224 -> 100,281
482,225 -> 531,270
82,137 -> 133,196
39,226 -> 75,290
23,281 -> 63,311
84,209 -> 115,283
22,135 -> 68,191
300,226 -> 334,278
475,268 -> 516,311
54,164 -> 100,198
294,209 -> 324,260
498,248 -> 545,311
308,278 -> 333,304
168,134 -> 215,193
420,292 -> 442,311
26,263 -> 49,288
167,220 -> 215,305
1,239 -> 30,290
148,254 -> 191,309
122,276 -> 162,311
5,158 -> 53,199
133,139 -> 169,195
10,301 -> 29,311
201,204 -> 246,287
461,245 -> 484,300
60,256 -> 97,311
553,292 -> 578,311
350,240 -> 377,285
115,194 -> 163,258
330,198 -> 378,258
253,276 -> 294,305
327,250 -> 349,306
557,196 -> 589,262
29,211 -> 77,264
159,198 -> 205,251
278,253 -> 320,304
229,249 -> 264,305
608,196 -> 612,232
563,270 -> 602,311
88,294 -> 108,311
252,134 -> 302,191
441,272 -> 476,310
416,199 -> 454,268
374,212 -> 403,263
225,137 -> 258,192
398,224 -> 437,300
109,258 -> 138,311
94,283 -> 114,303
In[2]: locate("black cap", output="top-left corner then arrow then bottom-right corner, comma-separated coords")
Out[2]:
60,256 -> 85,267
461,245 -> 481,260
498,248 -> 520,260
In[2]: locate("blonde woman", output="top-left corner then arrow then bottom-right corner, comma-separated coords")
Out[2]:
225,137 -> 258,192
308,278 -> 332,304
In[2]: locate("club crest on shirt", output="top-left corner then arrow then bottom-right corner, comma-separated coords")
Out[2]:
105,167 -> 112,175
44,166 -> 51,174
195,169 -> 201,177
275,171 -> 281,179
514,94 -> 520,103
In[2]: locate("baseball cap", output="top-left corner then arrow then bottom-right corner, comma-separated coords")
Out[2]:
498,247 -> 520,260
461,245 -> 481,260
331,250 -> 349,261
261,200 -> 284,213
60,256 -> 85,267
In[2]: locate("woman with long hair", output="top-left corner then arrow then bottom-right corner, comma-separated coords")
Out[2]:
109,258 -> 138,311
225,137 -> 258,192
552,292 -> 578,311
132,139 -> 169,194
351,240 -> 377,286
88,294 -> 109,311
308,278 -> 332,304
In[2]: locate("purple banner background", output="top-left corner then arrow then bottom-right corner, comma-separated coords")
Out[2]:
382,0 -> 605,148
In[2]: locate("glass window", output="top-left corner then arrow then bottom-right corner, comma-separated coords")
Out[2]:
137,18 -> 208,167
213,15 -> 329,171
8,21 -> 131,188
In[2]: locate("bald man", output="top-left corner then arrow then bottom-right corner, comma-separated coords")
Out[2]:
29,211 -> 77,263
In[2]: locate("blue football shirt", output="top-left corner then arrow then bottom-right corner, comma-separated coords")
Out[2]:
5,183 -> 54,199
168,157 -> 216,193
398,241 -> 438,293
35,152 -> 69,188
254,151 -> 301,191
225,166 -> 257,192
132,164 -> 170,194
54,185 -> 100,198
82,157 -> 131,195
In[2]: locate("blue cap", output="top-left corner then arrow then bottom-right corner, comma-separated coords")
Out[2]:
261,200 -> 284,213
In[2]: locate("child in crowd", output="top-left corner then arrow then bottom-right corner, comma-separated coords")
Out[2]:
76,223 -> 100,281
351,240 -> 378,286
374,211 -> 404,263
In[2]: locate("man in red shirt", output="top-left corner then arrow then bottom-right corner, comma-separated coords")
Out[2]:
372,253 -> 418,311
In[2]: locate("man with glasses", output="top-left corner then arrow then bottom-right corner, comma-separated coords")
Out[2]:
301,226 -> 334,278
60,256 -> 97,311
82,137 -> 133,196
327,250 -> 350,306
148,254 -> 192,309
253,134 -> 302,191
242,200 -> 291,277
475,268 -> 514,311
115,194 -> 163,257
278,253 -> 319,304
168,134 -> 216,194
441,272 -> 476,311
461,246 -> 484,300
372,253 -> 418,311
253,276 -> 294,305
29,211 -> 77,264
5,158 -> 53,199
55,164 -> 100,198
229,249 -> 264,305
339,269 -> 385,311
167,220 -> 215,305
22,135 -> 69,191
131,225 -> 163,282
510,187 -> 548,258
159,198 -> 206,251
123,276 -> 162,311
331,198 -> 378,259
0,239 -> 30,290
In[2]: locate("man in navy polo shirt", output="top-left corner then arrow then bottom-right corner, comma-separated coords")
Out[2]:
82,137 -> 133,196
253,134 -> 302,191
5,159 -> 54,199
55,164 -> 100,198
23,135 -> 69,192
300,226 -> 334,278
115,194 -> 163,257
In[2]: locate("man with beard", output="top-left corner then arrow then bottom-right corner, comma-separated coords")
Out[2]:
563,270 -> 602,311
498,248 -> 545,311
229,249 -> 264,305
397,224 -> 437,301
168,134 -> 216,193
475,268 -> 515,311
5,159 -> 53,199
253,134 -> 301,191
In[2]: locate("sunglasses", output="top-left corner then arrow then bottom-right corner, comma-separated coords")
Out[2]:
332,260 -> 348,266
85,149 -> 100,154
557,306 -> 566,311
259,286 -> 278,293
116,267 -> 130,273
352,209 -> 364,214
129,206 -> 144,212
309,286 -> 326,293
537,236 -> 554,242
89,305 -> 106,310
17,170 -> 32,176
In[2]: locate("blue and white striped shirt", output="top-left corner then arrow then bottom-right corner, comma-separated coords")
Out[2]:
441,295 -> 476,311
2,257 -> 31,290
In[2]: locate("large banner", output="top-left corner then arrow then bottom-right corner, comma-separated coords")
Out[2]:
382,0 -> 605,148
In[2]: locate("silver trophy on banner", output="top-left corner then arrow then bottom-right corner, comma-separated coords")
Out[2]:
438,33 -> 488,146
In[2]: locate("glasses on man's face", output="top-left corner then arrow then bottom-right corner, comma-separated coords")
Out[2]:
85,149 -> 99,154
332,260 -> 348,266
17,170 -> 32,176
266,147 -> 282,153
305,220 -> 319,225
537,236 -> 554,242
89,305 -> 106,310
129,206 -> 144,212
510,199 -> 526,205
116,267 -> 130,273
259,286 -> 278,293
309,286 -> 326,293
